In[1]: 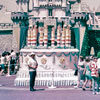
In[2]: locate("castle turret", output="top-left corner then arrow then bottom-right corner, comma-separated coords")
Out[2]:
62,0 -> 66,7
33,0 -> 39,7
16,0 -> 29,12
29,0 -> 33,11
11,0 -> 29,49
70,0 -> 90,51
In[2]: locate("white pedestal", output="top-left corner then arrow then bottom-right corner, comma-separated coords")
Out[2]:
14,49 -> 79,86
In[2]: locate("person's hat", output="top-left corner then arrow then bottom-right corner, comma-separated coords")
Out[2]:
30,52 -> 35,56
89,56 -> 93,60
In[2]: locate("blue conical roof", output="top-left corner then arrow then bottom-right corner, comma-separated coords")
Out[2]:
71,1 -> 92,12
96,4 -> 100,12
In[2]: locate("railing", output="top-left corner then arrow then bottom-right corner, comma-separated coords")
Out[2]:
14,69 -> 78,86
36,70 -> 77,86
88,24 -> 100,30
0,23 -> 13,30
39,1 -> 48,6
11,12 -> 28,20
39,0 -> 62,6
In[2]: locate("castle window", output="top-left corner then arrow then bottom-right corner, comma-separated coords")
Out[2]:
48,9 -> 52,16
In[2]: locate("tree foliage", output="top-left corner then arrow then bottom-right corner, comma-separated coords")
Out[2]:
97,52 -> 100,58
81,27 -> 90,57
81,29 -> 100,57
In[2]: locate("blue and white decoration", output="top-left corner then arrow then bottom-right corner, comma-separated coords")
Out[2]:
15,49 -> 79,86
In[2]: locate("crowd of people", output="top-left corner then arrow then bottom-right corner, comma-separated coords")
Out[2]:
0,50 -> 19,76
0,50 -> 38,92
1,49 -> 100,94
75,55 -> 100,95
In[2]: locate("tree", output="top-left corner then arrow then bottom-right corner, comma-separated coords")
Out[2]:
97,52 -> 100,58
81,27 -> 90,57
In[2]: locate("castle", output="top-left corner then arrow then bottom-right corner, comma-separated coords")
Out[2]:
0,0 -> 100,56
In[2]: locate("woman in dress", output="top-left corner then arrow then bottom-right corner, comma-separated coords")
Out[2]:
82,57 -> 92,91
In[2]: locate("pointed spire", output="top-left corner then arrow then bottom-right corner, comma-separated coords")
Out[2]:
29,0 -> 33,11
78,3 -> 81,12
96,4 -> 100,12
18,3 -> 24,12
93,7 -> 95,13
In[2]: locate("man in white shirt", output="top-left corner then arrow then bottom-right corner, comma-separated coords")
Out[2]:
28,52 -> 38,91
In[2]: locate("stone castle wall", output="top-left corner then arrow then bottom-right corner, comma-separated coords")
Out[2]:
0,27 -> 19,54
0,33 -> 12,54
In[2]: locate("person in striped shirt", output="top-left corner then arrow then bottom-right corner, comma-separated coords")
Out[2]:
90,57 -> 99,95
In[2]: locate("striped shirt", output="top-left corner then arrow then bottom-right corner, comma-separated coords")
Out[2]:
90,61 -> 98,77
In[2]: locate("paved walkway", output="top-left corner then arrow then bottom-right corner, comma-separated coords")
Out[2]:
0,75 -> 100,100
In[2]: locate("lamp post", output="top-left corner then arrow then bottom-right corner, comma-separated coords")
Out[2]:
48,52 -> 56,89
90,47 -> 95,56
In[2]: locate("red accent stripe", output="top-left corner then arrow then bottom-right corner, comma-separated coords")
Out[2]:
31,40 -> 37,41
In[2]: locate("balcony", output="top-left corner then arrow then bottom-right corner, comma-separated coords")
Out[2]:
0,23 -> 13,30
71,12 -> 88,20
39,1 -> 48,6
88,24 -> 100,30
54,1 -> 62,6
11,12 -> 28,20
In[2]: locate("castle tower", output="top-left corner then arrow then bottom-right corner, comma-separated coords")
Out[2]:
71,0 -> 90,52
62,0 -> 66,7
33,0 -> 39,7
16,0 -> 29,12
11,0 -> 29,49
11,12 -> 29,49
29,0 -> 33,11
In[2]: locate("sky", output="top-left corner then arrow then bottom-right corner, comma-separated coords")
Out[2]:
83,0 -> 100,10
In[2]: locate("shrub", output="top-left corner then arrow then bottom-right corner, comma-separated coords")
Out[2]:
97,52 -> 100,58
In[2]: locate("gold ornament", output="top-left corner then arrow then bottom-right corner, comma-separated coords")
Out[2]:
74,56 -> 78,63
41,58 -> 47,64
59,57 -> 65,64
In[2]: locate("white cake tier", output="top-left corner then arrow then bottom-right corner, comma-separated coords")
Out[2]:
20,49 -> 79,53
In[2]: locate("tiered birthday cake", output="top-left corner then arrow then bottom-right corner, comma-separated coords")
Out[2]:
14,25 -> 79,86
